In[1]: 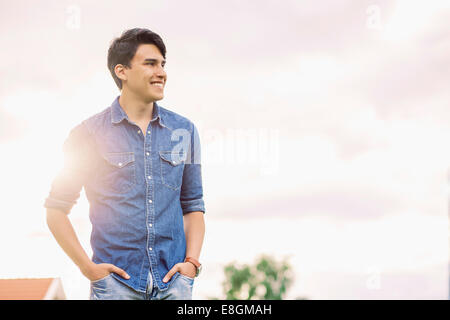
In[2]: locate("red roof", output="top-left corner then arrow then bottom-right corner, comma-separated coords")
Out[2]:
0,278 -> 55,300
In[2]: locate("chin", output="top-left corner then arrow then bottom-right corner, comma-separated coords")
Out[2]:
152,93 -> 164,101
151,96 -> 164,102
143,93 -> 164,103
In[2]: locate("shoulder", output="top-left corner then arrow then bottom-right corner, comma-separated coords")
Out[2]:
158,104 -> 197,133
80,106 -> 111,135
65,106 -> 110,149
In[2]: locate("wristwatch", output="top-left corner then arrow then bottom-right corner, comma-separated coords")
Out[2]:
184,257 -> 202,277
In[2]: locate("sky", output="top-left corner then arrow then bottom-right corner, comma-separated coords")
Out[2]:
0,0 -> 449,299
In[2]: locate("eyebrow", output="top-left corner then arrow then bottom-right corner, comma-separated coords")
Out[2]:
143,58 -> 166,64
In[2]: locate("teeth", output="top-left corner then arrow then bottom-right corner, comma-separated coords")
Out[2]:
151,83 -> 163,87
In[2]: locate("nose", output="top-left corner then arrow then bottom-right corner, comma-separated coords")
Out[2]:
155,64 -> 166,80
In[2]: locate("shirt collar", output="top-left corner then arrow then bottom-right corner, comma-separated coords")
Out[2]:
110,96 -> 166,128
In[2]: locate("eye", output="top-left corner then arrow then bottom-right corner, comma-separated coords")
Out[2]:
145,61 -> 165,68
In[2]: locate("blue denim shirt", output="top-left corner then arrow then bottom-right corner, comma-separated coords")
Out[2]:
44,96 -> 205,292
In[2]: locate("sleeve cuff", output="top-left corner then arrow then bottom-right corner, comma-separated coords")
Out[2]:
181,198 -> 205,215
43,197 -> 76,215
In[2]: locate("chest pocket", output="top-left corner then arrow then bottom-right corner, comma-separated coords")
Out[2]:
159,151 -> 186,190
98,152 -> 136,194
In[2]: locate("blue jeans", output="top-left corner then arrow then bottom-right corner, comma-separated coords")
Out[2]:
89,270 -> 194,300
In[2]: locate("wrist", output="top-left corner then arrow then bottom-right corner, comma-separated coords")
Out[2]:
184,257 -> 202,277
185,261 -> 197,270
79,260 -> 95,275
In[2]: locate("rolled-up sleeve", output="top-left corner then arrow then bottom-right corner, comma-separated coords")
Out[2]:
44,122 -> 95,214
180,123 -> 205,214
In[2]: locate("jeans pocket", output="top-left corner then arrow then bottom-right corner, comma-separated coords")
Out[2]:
176,272 -> 195,284
91,273 -> 112,285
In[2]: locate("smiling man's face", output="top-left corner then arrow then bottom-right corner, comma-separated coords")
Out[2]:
120,44 -> 167,102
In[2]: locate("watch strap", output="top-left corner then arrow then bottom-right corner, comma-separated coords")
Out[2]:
184,257 -> 202,276
184,257 -> 201,268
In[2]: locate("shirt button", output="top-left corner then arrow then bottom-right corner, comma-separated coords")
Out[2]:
148,199 -> 152,203
118,162 -> 123,167
146,152 -> 150,156
149,247 -> 153,251
147,176 -> 152,179
149,223 -> 153,227
137,130 -> 141,134
147,131 -> 151,134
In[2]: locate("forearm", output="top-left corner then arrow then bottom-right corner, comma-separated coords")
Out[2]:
46,208 -> 93,273
183,211 -> 205,260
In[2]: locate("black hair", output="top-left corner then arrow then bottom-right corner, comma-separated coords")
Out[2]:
107,28 -> 166,90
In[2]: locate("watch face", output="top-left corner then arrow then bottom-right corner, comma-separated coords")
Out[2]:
196,264 -> 202,276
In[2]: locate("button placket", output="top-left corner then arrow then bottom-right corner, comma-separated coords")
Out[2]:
144,124 -> 156,274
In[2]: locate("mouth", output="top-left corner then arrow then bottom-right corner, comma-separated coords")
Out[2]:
150,81 -> 164,88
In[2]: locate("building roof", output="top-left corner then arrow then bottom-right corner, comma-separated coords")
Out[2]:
0,278 -> 65,300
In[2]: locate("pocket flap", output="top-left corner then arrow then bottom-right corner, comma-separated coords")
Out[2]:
159,151 -> 186,166
103,152 -> 135,168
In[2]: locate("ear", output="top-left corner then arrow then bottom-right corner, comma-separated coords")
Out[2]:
114,64 -> 127,83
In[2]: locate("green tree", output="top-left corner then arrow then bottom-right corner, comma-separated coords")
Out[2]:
213,254 -> 299,300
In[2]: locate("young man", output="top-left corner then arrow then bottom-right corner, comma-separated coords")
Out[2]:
44,28 -> 205,300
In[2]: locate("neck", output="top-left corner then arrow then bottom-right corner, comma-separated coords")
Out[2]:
119,89 -> 154,123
